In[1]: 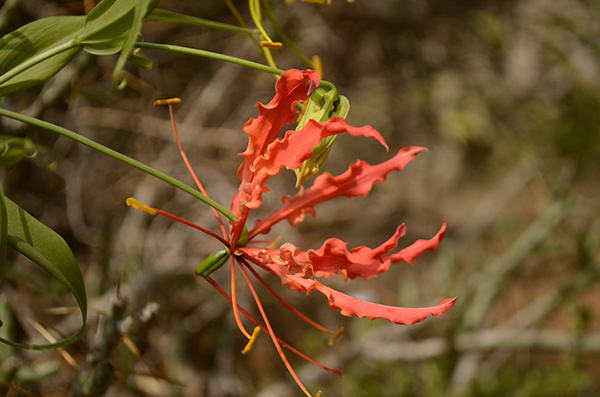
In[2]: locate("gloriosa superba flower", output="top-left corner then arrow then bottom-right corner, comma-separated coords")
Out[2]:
128,69 -> 456,397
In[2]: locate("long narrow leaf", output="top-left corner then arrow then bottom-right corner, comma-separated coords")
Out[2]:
0,193 -> 86,350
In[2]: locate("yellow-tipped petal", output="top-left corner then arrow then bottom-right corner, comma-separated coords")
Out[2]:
241,326 -> 261,354
153,98 -> 182,106
328,326 -> 344,346
126,197 -> 157,216
260,40 -> 283,50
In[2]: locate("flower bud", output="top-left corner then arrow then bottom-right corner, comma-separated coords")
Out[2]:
294,87 -> 350,187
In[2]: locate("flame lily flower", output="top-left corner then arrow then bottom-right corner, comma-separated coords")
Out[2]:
129,69 -> 456,396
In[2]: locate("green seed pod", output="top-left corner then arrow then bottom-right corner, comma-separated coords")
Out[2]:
195,248 -> 230,277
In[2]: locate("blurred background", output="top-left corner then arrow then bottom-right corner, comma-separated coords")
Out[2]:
1,0 -> 600,396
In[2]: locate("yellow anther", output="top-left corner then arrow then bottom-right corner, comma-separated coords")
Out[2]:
328,326 -> 344,346
260,40 -> 283,50
241,326 -> 261,354
153,98 -> 182,106
316,391 -> 322,397
126,197 -> 157,216
312,55 -> 323,77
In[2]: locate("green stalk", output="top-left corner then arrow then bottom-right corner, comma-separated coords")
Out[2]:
134,42 -> 282,75
260,0 -> 314,68
148,9 -> 259,35
0,108 -> 237,222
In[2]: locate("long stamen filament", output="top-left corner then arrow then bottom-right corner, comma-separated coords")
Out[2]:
244,261 -> 336,335
127,197 -> 229,246
238,261 -> 313,397
203,276 -> 342,376
153,208 -> 229,246
231,257 -> 252,339
154,98 -> 229,240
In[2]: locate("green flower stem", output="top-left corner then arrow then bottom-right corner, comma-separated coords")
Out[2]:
0,107 -> 237,222
133,42 -> 338,90
220,0 -> 278,73
0,39 -> 77,87
148,9 -> 259,35
247,0 -> 279,71
260,0 -> 314,68
134,41 -> 283,75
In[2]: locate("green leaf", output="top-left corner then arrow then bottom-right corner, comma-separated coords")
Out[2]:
78,0 -> 136,56
110,0 -> 159,90
78,0 -> 158,57
0,16 -> 84,97
0,188 -> 87,350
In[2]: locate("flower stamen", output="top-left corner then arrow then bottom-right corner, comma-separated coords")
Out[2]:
156,97 -> 230,240
260,40 -> 283,49
152,97 -> 182,106
239,261 -> 314,397
126,197 -> 157,215
328,327 -> 344,346
241,326 -> 261,354
231,258 -> 252,340
203,276 -> 342,375
244,259 -> 336,335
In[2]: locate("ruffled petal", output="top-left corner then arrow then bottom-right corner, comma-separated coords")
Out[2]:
251,146 -> 426,237
315,284 -> 457,325
230,69 -> 320,243
253,117 -> 387,179
240,221 -> 444,281
305,225 -> 406,279
246,255 -> 456,325
237,69 -> 321,185
235,118 -> 388,244
390,217 -> 446,266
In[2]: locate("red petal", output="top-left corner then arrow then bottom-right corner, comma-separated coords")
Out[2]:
241,221 -> 443,281
245,254 -> 456,325
253,117 -> 387,178
305,225 -> 406,279
251,146 -> 426,237
317,285 -> 457,325
230,69 -> 320,242
234,118 -> 387,244
391,217 -> 446,266
236,69 -> 320,186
